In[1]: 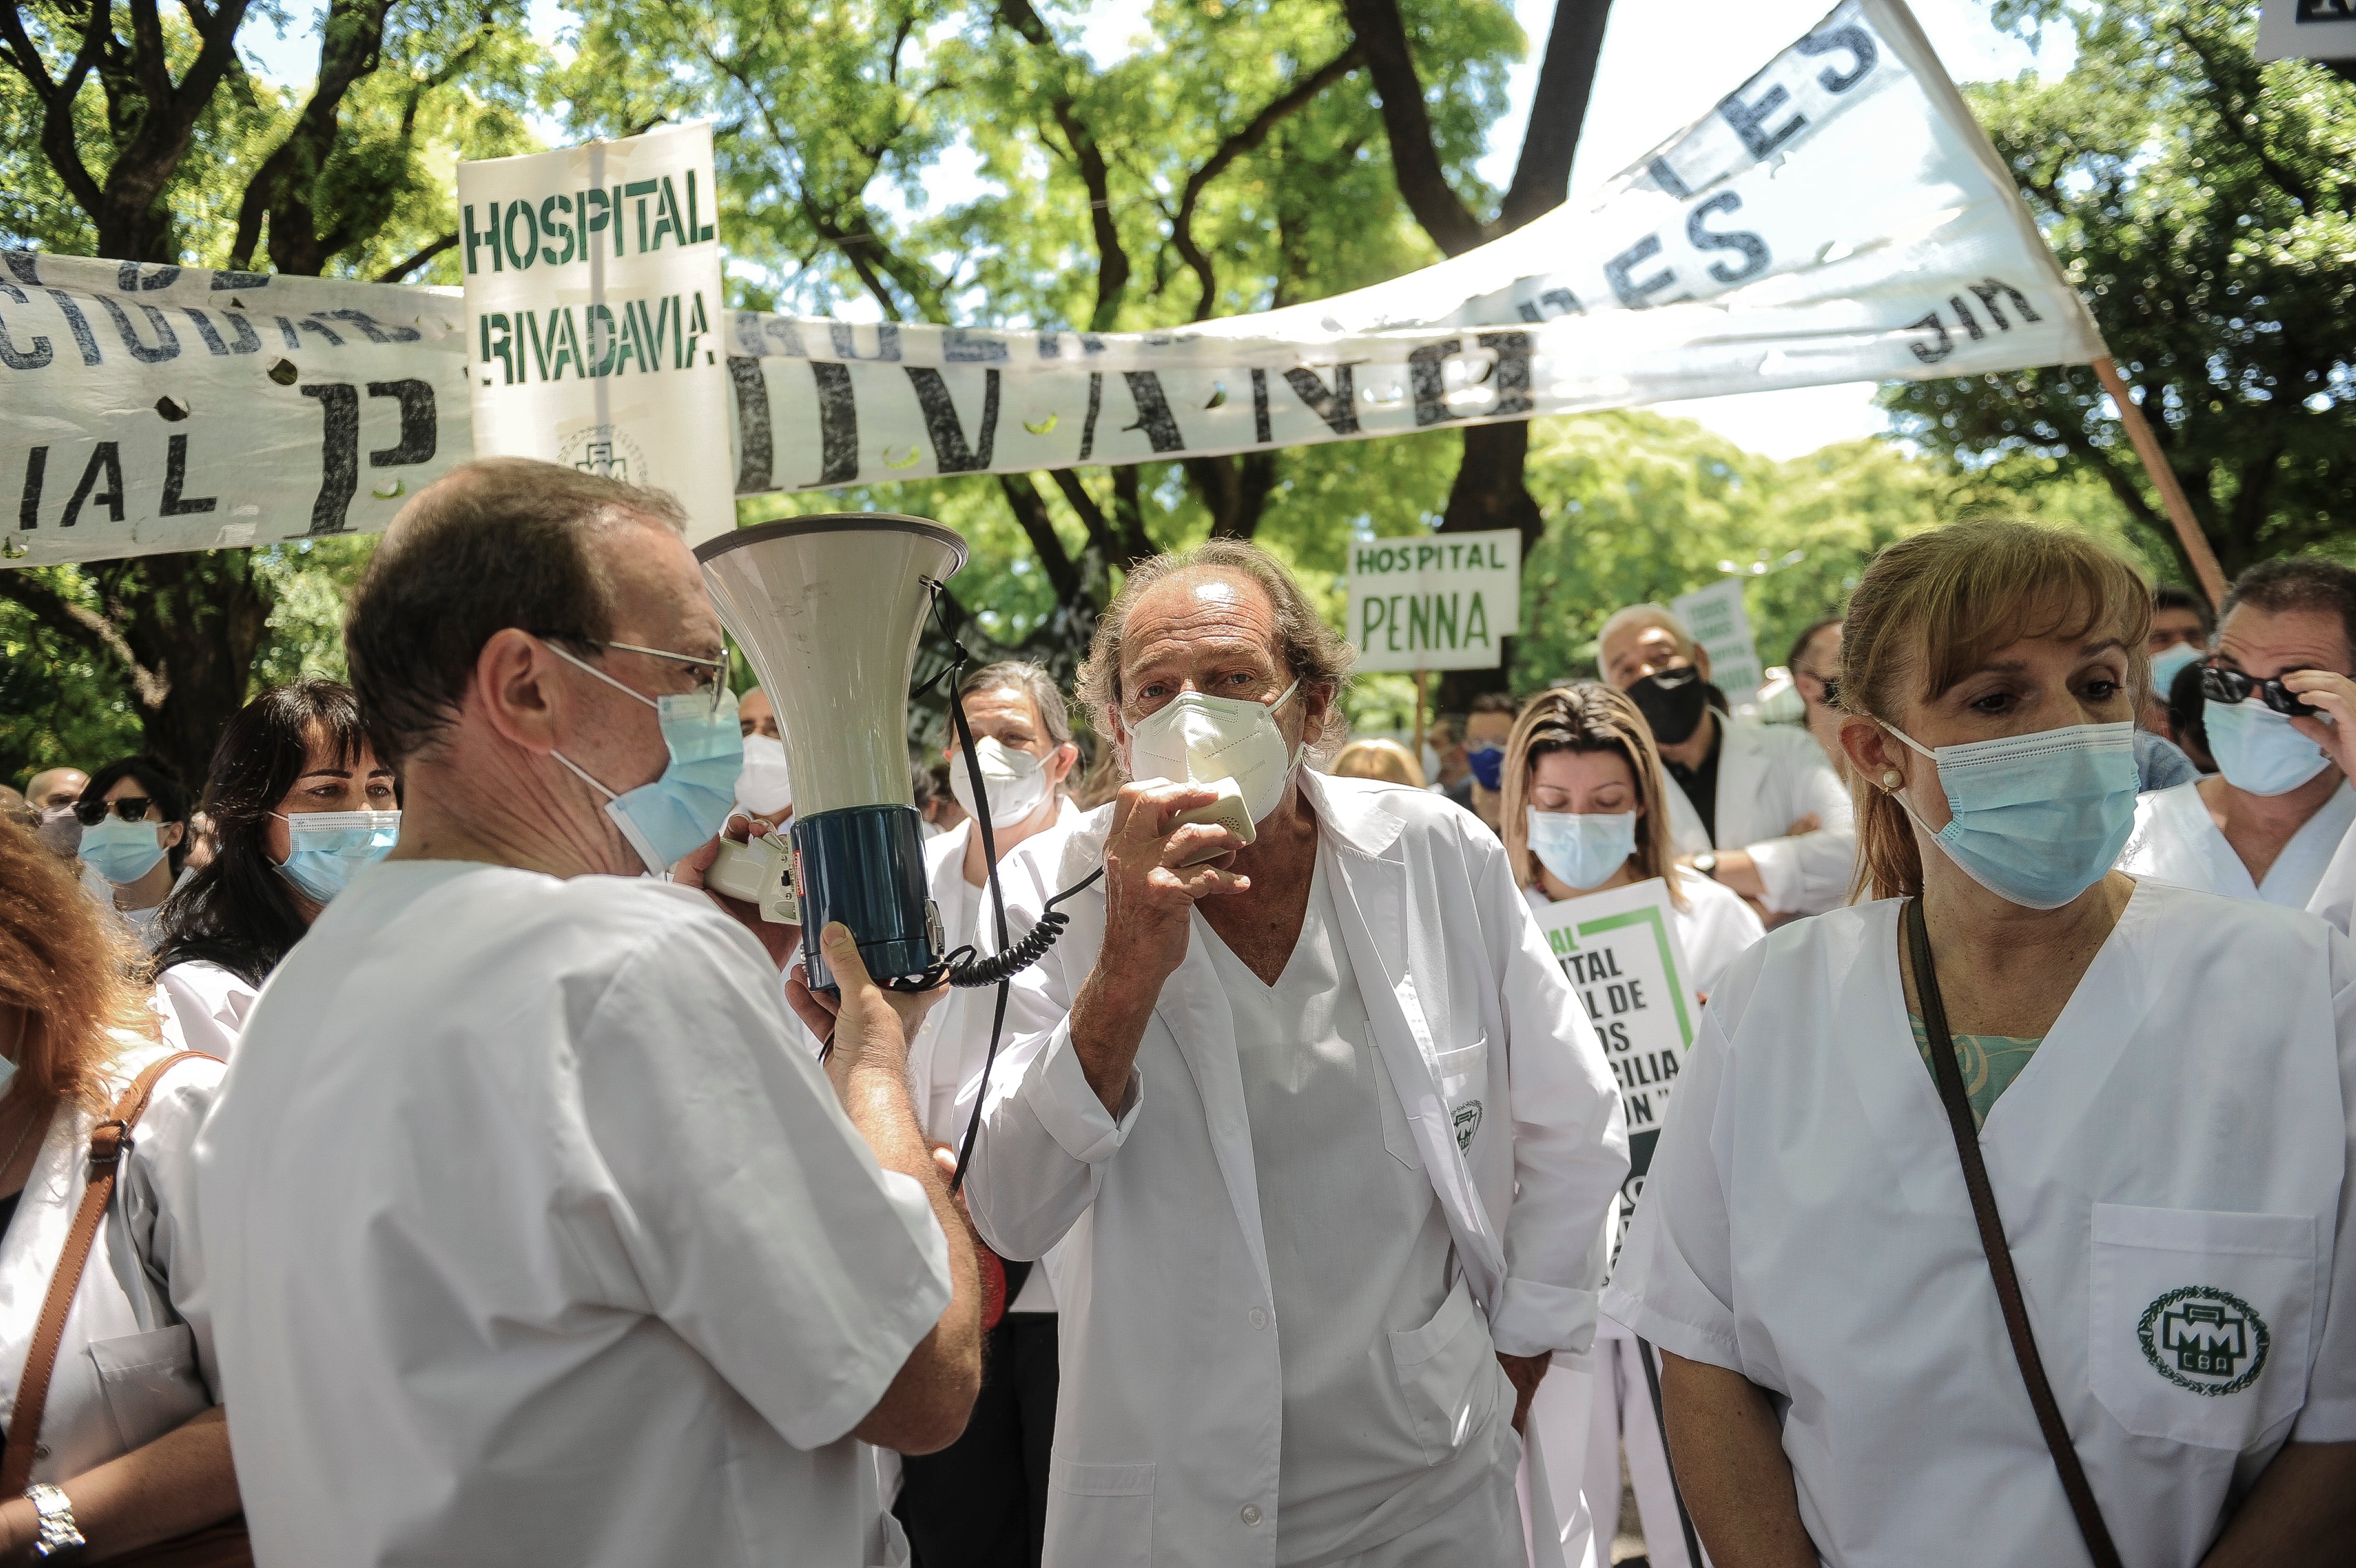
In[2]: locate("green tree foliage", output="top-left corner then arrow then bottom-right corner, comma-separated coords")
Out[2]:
0,0 -> 539,788
558,0 -> 1518,698
1883,1 -> 2356,581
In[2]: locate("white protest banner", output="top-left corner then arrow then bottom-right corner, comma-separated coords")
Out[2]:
1530,878 -> 1695,1261
1346,529 -> 1521,672
1671,578 -> 1764,708
457,123 -> 733,544
4,0 -> 2110,569
0,252 -> 469,568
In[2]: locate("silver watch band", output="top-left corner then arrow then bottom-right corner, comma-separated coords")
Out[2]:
23,1483 -> 85,1561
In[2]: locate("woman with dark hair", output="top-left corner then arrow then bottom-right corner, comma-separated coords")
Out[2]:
152,681 -> 397,1056
73,758 -> 191,952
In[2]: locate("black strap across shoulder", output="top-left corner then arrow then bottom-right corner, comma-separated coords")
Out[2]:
1904,897 -> 2123,1568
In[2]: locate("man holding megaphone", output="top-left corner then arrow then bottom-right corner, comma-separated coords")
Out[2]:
193,458 -> 983,1567
966,540 -> 1629,1568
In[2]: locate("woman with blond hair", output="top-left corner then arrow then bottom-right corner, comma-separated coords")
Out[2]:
1330,736 -> 1428,789
1503,683 -> 1761,1568
0,814 -> 239,1558
1606,520 -> 2356,1565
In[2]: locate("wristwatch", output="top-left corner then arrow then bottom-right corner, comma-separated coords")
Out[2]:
24,1484 -> 84,1560
1691,851 -> 1720,880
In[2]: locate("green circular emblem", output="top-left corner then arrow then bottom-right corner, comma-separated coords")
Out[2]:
2138,1285 -> 2270,1397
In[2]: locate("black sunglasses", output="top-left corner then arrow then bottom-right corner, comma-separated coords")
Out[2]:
2200,664 -> 2318,718
73,796 -> 155,825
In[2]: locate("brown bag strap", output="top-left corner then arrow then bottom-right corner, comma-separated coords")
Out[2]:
1,1052 -> 215,1495
1904,900 -> 2121,1568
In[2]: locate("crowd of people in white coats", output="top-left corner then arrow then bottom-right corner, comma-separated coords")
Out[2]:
0,455 -> 2349,1567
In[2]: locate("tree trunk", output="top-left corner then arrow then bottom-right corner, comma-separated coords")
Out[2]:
121,553 -> 275,789
1436,421 -> 1545,709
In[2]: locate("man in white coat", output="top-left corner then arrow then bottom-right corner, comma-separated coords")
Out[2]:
195,458 -> 981,1566
1599,605 -> 1854,917
966,539 -> 1627,1568
2121,557 -> 2356,908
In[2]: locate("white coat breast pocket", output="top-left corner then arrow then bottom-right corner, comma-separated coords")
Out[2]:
2089,1204 -> 2316,1451
1389,1275 -> 1500,1463
89,1323 -> 210,1452
1043,1460 -> 1152,1568
1431,1037 -> 1487,1155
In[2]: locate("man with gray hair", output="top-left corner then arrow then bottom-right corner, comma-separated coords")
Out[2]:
1599,601 -> 1853,917
195,457 -> 980,1565
969,539 -> 1626,1568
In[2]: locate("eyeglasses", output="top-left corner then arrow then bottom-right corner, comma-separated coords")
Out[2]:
73,796 -> 155,826
2199,663 -> 2318,718
535,632 -> 730,717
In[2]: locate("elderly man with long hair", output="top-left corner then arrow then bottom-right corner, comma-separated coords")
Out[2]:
968,539 -> 1626,1568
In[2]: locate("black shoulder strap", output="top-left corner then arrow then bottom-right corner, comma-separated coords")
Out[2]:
1905,897 -> 2122,1568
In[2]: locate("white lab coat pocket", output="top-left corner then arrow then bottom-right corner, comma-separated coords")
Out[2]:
1389,1275 -> 1500,1463
2089,1204 -> 2316,1450
1431,1036 -> 1488,1154
1044,1460 -> 1152,1568
88,1323 -> 210,1453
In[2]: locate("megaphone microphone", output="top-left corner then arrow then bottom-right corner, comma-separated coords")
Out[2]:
698,515 -> 968,992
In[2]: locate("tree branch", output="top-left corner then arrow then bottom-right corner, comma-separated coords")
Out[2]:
0,570 -> 166,709
996,474 -> 1082,602
1172,43 -> 1364,320
1498,1 -> 1610,232
1341,0 -> 1488,255
997,0 -> 1129,330
1047,470 -> 1129,564
231,0 -> 396,273
373,232 -> 458,282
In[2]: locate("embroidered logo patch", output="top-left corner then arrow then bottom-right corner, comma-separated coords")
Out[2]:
2139,1286 -> 2269,1396
1453,1101 -> 1482,1151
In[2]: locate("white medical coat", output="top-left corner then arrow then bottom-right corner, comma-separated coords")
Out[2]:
0,1039 -> 221,1488
195,862 -> 952,1568
2119,777 -> 2356,909
1605,881 -> 2356,1566
153,959 -> 258,1058
906,800 -> 1085,1151
1662,719 -> 1855,917
967,771 -> 1627,1568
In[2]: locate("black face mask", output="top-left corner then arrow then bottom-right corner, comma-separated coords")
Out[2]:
1629,666 -> 1710,746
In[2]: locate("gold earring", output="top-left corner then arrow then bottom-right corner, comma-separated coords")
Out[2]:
1881,770 -> 1903,790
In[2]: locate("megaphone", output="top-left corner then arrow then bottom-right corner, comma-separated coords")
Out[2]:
697,514 -> 968,991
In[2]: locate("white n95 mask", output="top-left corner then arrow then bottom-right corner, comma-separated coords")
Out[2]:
734,733 -> 794,817
1126,680 -> 1302,825
950,736 -> 1052,829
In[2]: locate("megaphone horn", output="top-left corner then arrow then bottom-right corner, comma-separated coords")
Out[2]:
697,514 -> 968,992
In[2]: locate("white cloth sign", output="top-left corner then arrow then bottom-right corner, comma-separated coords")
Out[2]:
457,123 -> 734,544
1,0 -> 2106,569
1671,578 -> 1764,708
1528,877 -> 1695,1271
1346,529 -> 1521,672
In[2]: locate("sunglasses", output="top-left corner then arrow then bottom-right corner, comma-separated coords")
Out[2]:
73,796 -> 156,825
2199,664 -> 2318,718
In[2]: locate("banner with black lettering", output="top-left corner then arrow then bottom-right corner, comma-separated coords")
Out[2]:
1530,878 -> 1697,1270
0,253 -> 468,568
1,0 -> 2105,568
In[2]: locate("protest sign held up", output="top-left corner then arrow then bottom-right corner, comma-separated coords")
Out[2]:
1529,878 -> 1696,1262
1346,530 -> 1522,673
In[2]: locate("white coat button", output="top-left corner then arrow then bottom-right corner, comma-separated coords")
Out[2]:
1248,1307 -> 1269,1330
1241,1505 -> 1263,1526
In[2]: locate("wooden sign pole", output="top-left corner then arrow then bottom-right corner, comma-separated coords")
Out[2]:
2092,356 -> 2230,608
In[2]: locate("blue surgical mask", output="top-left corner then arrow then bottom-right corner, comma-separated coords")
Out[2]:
548,645 -> 744,875
77,817 -> 167,886
1883,720 -> 2139,910
2203,697 -> 2332,797
2149,641 -> 2204,698
1527,809 -> 1637,893
274,810 -> 400,905
1468,744 -> 1506,791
